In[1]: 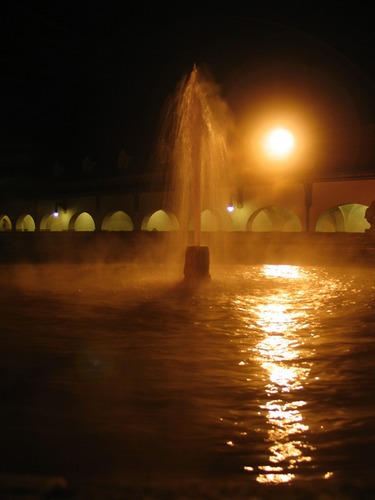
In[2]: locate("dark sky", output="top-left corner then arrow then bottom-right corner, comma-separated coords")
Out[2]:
1,1 -> 375,178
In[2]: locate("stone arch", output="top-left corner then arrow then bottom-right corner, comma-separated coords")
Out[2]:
40,213 -> 65,231
316,203 -> 369,232
16,214 -> 36,231
69,212 -> 96,231
0,215 -> 12,231
247,206 -> 302,232
142,210 -> 179,231
200,209 -> 222,231
101,210 -> 134,231
182,209 -> 228,232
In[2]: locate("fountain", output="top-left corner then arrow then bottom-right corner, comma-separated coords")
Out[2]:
156,65 -> 233,281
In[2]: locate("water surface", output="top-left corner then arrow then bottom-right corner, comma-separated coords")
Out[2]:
1,262 -> 375,498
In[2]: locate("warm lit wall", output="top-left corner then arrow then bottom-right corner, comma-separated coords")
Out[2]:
1,177 -> 375,233
227,182 -> 305,231
310,179 -> 375,230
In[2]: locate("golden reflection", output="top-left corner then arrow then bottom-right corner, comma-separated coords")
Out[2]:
235,265 -> 316,484
262,264 -> 301,279
256,472 -> 295,484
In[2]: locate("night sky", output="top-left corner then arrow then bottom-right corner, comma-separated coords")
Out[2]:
1,1 -> 375,179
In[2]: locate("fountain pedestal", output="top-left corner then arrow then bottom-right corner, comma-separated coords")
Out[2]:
184,246 -> 210,281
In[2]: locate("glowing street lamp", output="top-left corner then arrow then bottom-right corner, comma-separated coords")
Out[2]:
262,127 -> 295,160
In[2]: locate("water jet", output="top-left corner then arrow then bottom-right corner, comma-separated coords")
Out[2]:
157,65 -> 232,281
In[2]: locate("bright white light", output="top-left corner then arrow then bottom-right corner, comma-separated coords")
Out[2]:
263,128 -> 295,159
53,211 -> 59,218
227,205 -> 234,213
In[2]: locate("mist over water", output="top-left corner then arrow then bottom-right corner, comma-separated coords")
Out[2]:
1,261 -> 375,498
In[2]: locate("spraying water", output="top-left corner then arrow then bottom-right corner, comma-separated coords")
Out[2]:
156,65 -> 234,280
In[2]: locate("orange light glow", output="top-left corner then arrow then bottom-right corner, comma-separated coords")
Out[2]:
262,127 -> 295,159
243,107 -> 312,173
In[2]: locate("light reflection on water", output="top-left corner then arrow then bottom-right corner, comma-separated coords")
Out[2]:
224,263 -> 375,489
1,262 -> 375,496
235,265 -> 314,484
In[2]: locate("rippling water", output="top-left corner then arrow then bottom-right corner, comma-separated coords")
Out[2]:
1,262 -> 375,498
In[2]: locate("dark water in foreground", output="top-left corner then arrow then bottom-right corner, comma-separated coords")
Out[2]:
1,262 -> 375,499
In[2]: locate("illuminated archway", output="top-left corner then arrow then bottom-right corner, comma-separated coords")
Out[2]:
184,209 -> 224,232
40,213 -> 65,231
0,215 -> 12,231
69,212 -> 95,231
142,210 -> 179,231
200,209 -> 221,231
316,203 -> 369,232
102,211 -> 134,231
247,206 -> 302,232
16,214 -> 36,231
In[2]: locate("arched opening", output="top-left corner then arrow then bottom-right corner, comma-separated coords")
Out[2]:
345,204 -> 369,232
40,213 -> 65,231
142,210 -> 179,231
247,206 -> 302,232
0,215 -> 12,231
182,209 -> 224,232
102,211 -> 134,231
200,209 -> 221,231
16,214 -> 36,231
316,203 -> 370,232
69,212 -> 96,231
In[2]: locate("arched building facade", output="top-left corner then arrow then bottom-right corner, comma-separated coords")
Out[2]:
1,173 -> 374,235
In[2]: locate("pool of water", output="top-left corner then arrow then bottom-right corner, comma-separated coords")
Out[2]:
1,262 -> 375,498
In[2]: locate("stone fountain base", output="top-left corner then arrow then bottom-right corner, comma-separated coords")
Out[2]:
184,245 -> 210,282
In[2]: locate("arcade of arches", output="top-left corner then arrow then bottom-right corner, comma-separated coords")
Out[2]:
0,204 -> 372,234
1,178 -> 374,234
